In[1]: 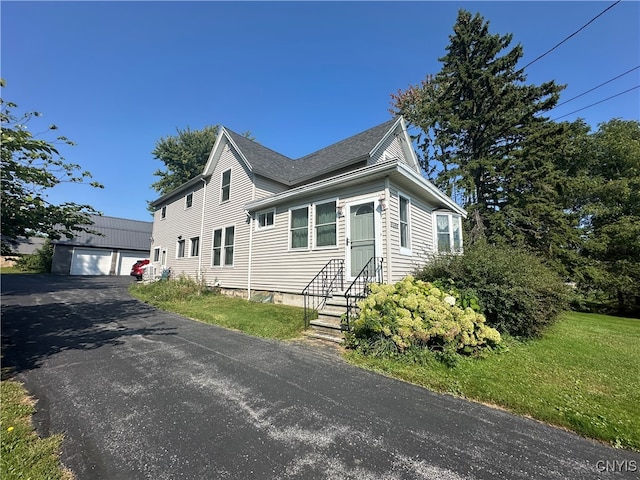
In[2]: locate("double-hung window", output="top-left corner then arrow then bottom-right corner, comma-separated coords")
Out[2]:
212,230 -> 222,266
224,227 -> 235,266
315,201 -> 337,247
399,195 -> 411,253
185,192 -> 193,209
212,227 -> 234,266
290,207 -> 309,249
190,237 -> 200,257
176,239 -> 186,258
153,247 -> 160,262
436,213 -> 463,253
221,169 -> 231,203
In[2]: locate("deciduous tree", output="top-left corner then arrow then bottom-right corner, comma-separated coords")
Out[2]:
1,81 -> 103,254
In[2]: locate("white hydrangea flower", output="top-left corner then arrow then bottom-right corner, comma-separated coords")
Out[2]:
444,295 -> 456,306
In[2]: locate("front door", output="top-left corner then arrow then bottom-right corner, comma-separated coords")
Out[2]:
349,202 -> 376,277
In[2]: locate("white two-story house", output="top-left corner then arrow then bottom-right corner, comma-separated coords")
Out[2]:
149,116 -> 465,312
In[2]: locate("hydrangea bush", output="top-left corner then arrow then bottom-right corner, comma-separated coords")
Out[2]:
345,276 -> 501,357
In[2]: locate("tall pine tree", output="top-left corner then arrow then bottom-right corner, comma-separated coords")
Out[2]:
392,10 -> 564,244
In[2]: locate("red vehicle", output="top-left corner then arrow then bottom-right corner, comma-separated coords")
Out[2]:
130,259 -> 150,280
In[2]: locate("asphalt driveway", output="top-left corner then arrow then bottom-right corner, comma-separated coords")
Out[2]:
1,275 -> 638,479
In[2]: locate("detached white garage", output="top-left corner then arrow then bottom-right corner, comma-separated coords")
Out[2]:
51,215 -> 153,276
70,248 -> 113,275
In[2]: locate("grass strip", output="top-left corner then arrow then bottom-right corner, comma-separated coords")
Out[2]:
1,379 -> 72,480
129,279 -> 306,340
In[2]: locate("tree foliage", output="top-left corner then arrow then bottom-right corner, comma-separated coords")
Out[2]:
150,126 -> 219,196
1,82 -> 103,254
575,119 -> 640,313
392,9 -> 565,245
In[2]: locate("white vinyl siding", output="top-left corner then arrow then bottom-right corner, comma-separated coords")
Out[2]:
250,181 -> 385,293
200,140 -> 252,289
388,184 -> 435,283
150,183 -> 204,278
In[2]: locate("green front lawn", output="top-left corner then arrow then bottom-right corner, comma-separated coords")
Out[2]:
129,279 -> 306,340
345,312 -> 640,451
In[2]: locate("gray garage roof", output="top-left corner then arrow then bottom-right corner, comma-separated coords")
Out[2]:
53,215 -> 153,251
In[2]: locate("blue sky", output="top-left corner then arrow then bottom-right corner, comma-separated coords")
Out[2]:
2,1 -> 639,222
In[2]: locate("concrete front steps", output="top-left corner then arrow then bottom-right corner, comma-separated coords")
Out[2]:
305,293 -> 349,344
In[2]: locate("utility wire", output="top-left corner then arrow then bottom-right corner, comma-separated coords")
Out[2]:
552,85 -> 639,121
521,0 -> 621,71
537,65 -> 640,115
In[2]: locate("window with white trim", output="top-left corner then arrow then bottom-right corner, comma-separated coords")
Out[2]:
190,236 -> 200,257
161,206 -> 166,219
436,213 -> 463,253
185,192 -> 193,209
212,229 -> 222,266
290,206 -> 309,249
153,247 -> 160,262
315,200 -> 337,247
256,210 -> 275,230
224,226 -> 234,266
399,195 -> 411,253
176,239 -> 186,258
221,169 -> 231,203
212,227 -> 234,266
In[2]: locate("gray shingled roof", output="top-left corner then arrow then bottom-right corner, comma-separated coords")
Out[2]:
53,215 -> 153,251
226,117 -> 398,185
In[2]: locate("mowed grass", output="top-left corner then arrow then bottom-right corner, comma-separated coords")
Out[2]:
1,379 -> 72,480
129,278 -> 306,340
345,312 -> 640,451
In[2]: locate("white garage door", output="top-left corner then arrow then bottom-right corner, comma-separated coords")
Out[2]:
117,252 -> 147,276
70,248 -> 113,275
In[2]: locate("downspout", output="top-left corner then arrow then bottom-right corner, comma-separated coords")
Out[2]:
198,177 -> 207,280
384,176 -> 393,284
247,177 -> 256,301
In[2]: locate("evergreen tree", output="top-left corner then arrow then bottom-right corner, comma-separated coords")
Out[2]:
392,10 -> 564,244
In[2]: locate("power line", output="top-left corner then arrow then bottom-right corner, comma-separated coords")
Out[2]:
521,0 -> 621,71
553,66 -> 639,109
552,85 -> 639,121
537,65 -> 640,115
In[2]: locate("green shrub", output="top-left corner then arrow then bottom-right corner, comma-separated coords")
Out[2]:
14,239 -> 53,273
345,276 -> 501,361
129,274 -> 215,303
416,241 -> 570,338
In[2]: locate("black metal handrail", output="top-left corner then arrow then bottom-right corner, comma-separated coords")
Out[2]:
302,259 -> 344,328
343,257 -> 384,330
